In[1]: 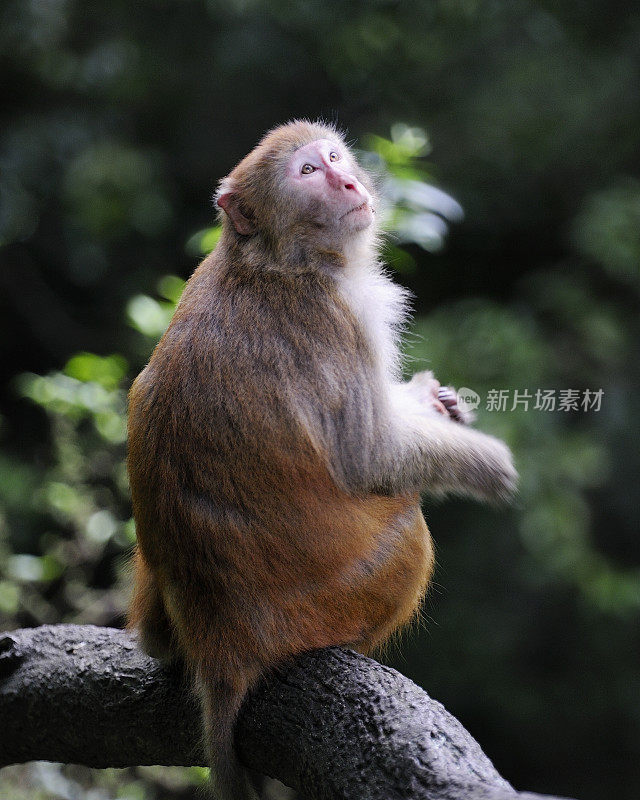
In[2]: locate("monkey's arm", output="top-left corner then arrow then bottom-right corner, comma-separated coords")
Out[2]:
396,412 -> 517,502
328,378 -> 516,503
373,373 -> 515,501
360,404 -> 517,503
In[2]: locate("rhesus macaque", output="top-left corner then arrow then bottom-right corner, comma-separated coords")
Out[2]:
127,120 -> 517,799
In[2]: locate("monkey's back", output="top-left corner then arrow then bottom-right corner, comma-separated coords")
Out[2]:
127,250 -> 433,675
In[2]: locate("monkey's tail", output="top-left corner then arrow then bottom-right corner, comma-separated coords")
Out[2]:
196,668 -> 259,800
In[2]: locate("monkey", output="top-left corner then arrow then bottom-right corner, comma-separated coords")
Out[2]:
127,120 -> 517,800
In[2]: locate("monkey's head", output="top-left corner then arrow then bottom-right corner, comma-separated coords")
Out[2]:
216,120 -> 377,256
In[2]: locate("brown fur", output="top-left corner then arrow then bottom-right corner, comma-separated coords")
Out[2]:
127,120 -> 515,799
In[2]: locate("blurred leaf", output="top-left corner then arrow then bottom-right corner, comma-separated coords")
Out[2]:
63,141 -> 170,239
0,580 -> 20,615
572,180 -> 640,292
45,481 -> 84,518
157,274 -> 186,304
64,353 -> 128,390
185,225 -> 222,256
363,126 -> 463,253
0,454 -> 38,508
7,554 -> 46,582
86,509 -> 118,543
126,295 -> 173,338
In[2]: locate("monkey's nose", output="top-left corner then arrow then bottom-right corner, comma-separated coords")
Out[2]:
327,168 -> 360,193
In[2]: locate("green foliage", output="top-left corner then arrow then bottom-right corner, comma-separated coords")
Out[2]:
572,180 -> 640,289
0,353 -> 132,628
185,226 -> 223,257
127,275 -> 187,337
64,143 -> 171,239
64,353 -> 129,391
366,125 -> 464,255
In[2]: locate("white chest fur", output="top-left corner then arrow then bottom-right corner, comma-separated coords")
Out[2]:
336,241 -> 410,383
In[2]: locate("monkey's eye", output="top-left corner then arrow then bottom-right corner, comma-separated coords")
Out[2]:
301,164 -> 315,174
329,151 -> 340,162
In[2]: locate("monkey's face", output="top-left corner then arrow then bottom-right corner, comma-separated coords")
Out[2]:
285,139 -> 375,241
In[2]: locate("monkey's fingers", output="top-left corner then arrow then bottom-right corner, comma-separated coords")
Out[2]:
437,386 -> 468,424
431,397 -> 449,415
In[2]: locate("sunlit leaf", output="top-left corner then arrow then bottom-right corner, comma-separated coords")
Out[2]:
86,509 -> 118,543
0,580 -> 20,614
65,353 -> 128,390
7,554 -> 45,582
185,225 -> 222,256
157,274 -> 186,304
126,295 -> 173,337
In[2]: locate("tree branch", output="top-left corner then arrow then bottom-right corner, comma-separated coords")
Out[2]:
0,625 -> 575,800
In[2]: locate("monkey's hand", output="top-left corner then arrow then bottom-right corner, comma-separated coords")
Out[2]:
412,414 -> 518,503
437,386 -> 474,424
406,370 -> 474,424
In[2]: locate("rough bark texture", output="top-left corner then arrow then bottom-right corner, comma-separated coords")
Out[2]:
0,625 -> 575,800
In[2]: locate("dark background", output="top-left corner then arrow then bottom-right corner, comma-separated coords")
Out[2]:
1,1 -> 639,799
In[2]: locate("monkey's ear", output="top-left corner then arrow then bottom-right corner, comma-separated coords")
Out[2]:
217,191 -> 256,235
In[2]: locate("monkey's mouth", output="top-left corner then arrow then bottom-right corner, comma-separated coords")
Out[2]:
342,202 -> 370,218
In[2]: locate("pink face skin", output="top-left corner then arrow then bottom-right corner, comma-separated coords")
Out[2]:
286,139 -> 374,234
